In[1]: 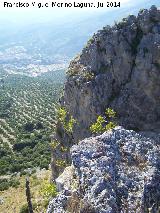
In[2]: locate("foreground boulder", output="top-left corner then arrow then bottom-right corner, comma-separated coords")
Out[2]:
48,127 -> 160,213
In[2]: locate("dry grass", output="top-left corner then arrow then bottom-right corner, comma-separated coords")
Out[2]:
0,170 -> 51,213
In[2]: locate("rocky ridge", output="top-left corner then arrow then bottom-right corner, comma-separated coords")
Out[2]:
49,6 -> 160,213
63,5 -> 160,138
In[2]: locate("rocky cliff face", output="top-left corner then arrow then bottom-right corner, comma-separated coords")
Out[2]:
51,6 -> 160,180
62,5 -> 160,138
49,6 -> 160,212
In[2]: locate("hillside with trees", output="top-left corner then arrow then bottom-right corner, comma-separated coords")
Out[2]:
0,70 -> 65,176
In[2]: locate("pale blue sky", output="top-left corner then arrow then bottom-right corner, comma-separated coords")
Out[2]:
0,0 -> 139,23
0,0 -> 159,26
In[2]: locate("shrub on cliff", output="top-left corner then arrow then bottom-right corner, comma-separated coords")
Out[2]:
40,181 -> 57,199
57,107 -> 76,134
90,108 -> 117,134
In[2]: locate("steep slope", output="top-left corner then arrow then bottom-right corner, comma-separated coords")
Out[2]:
51,6 -> 160,180
49,6 -> 160,212
64,5 -> 160,138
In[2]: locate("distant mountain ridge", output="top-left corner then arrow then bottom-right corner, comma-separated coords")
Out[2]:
0,0 -> 159,63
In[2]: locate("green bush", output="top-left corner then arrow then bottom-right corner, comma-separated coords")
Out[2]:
0,178 -> 20,191
105,108 -> 116,118
57,107 -> 67,123
90,115 -> 106,134
40,182 -> 57,199
20,203 -> 36,213
19,203 -> 28,213
85,37 -> 94,48
57,107 -> 76,134
90,108 -> 117,134
0,180 -> 10,191
55,159 -> 66,168
10,178 -> 20,188
105,121 -> 117,131
67,116 -> 76,133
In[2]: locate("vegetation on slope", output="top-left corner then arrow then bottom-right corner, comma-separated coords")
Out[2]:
0,170 -> 54,213
90,108 -> 117,134
0,70 -> 65,176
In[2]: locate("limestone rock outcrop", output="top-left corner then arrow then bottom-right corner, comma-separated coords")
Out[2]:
62,5 -> 160,140
51,6 -> 160,180
48,127 -> 160,212
49,6 -> 160,212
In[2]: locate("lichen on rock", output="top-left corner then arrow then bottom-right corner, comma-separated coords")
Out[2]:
48,127 -> 160,212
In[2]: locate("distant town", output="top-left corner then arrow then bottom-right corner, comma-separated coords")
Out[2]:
0,45 -> 68,77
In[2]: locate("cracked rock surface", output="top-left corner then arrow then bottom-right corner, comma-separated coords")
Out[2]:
48,127 -> 160,212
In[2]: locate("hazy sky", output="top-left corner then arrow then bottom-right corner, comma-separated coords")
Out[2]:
0,0 -> 134,23
0,0 -> 159,26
